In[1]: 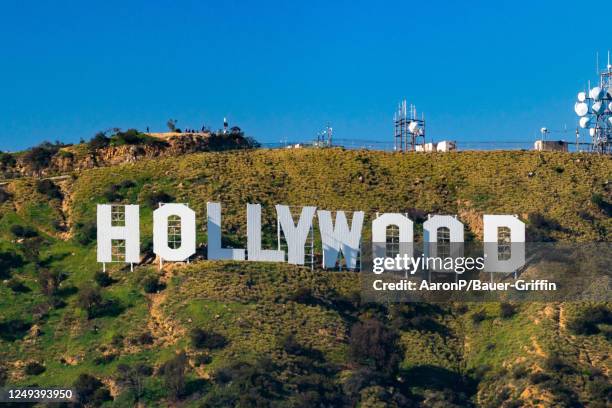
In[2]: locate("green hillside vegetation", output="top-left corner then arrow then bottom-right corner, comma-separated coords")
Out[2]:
0,148 -> 610,407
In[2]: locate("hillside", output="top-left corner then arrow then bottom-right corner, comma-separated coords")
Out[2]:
0,148 -> 610,407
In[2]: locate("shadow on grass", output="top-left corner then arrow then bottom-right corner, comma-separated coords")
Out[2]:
0,319 -> 32,341
88,300 -> 125,319
402,365 -> 477,396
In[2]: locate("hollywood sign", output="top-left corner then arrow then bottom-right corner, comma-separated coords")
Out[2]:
97,202 -> 525,271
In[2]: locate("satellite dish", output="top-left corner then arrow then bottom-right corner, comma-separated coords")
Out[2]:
408,121 -> 419,133
589,86 -> 604,100
574,102 -> 589,116
589,128 -> 597,137
577,91 -> 587,102
608,102 -> 612,112
579,117 -> 591,128
608,117 -> 612,126
592,101 -> 605,114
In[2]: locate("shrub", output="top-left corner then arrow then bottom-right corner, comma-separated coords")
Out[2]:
144,191 -> 174,208
24,361 -> 46,375
194,354 -> 212,366
10,224 -> 38,238
511,365 -> 528,380
585,377 -> 612,403
103,187 -> 123,202
116,363 -> 153,402
111,333 -> 125,348
471,310 -> 486,324
190,328 -> 228,350
0,151 -> 16,168
75,221 -> 97,245
159,352 -> 188,400
207,359 -> 284,406
94,271 -> 113,287
528,213 -> 563,231
0,251 -> 24,278
591,193 -> 612,217
22,142 -> 62,171
0,365 -> 7,386
57,150 -> 74,159
38,269 -> 62,297
76,285 -> 103,318
136,332 -> 154,345
529,372 -> 550,384
0,188 -> 11,203
0,319 -> 31,342
91,388 -> 112,405
288,287 -> 317,305
36,179 -> 63,200
499,302 -> 517,319
142,275 -> 162,293
88,132 -> 111,151
74,373 -> 109,405
567,305 -> 611,335
544,354 -> 574,374
348,318 -> 402,377
118,180 -> 136,189
7,278 -> 30,293
93,353 -> 116,365
454,303 -> 469,314
281,333 -> 303,355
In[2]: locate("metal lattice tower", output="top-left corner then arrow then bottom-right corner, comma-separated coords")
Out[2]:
394,100 -> 425,152
315,124 -> 333,147
574,52 -> 612,154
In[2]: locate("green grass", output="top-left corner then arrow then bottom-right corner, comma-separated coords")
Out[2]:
0,149 -> 610,406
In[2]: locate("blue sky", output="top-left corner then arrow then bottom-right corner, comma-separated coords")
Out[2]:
0,0 -> 608,151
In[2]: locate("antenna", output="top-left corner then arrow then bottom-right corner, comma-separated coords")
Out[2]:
574,53 -> 612,154
596,51 -> 599,75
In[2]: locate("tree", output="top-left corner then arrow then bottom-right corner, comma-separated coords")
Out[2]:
167,119 -> 178,132
159,351 -> 188,400
75,221 -> 97,245
116,363 -> 153,403
89,132 -> 111,151
38,269 -> 62,297
21,142 -> 62,171
77,285 -> 103,318
94,271 -> 113,287
74,373 -> 111,405
190,328 -> 227,350
36,179 -> 63,200
348,318 -> 403,377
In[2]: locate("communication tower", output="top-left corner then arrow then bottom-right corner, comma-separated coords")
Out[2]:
315,124 -> 333,147
574,51 -> 612,154
394,100 -> 425,152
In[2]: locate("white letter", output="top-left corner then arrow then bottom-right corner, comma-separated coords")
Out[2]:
153,203 -> 196,262
423,215 -> 464,272
371,213 -> 413,261
247,204 -> 284,262
207,202 -> 245,260
483,215 -> 525,272
97,204 -> 140,264
276,205 -> 316,265
317,210 -> 364,269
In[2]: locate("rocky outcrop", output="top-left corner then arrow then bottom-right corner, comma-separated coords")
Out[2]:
9,133 -> 252,178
